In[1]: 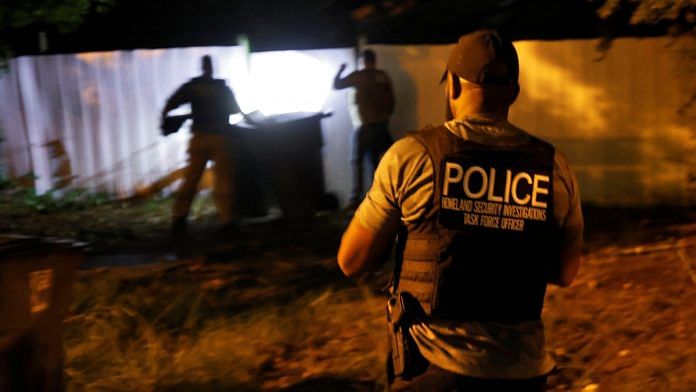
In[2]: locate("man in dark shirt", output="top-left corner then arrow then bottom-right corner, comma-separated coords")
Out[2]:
334,49 -> 395,208
162,55 -> 241,234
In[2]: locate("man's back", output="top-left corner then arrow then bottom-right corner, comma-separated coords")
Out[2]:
165,76 -> 240,133
336,68 -> 394,125
348,117 -> 582,381
337,30 -> 583,391
162,55 -> 241,233
369,117 -> 581,377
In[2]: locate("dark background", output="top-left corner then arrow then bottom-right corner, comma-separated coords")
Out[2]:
4,0 -> 673,55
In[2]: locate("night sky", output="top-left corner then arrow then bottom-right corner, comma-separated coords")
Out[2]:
6,0 -> 669,55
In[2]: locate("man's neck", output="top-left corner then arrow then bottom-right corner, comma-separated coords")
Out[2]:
452,104 -> 509,121
450,80 -> 513,121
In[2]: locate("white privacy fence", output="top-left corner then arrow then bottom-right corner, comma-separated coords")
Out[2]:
511,38 -> 695,206
0,46 -> 357,203
0,48 -> 240,196
1,37 -> 694,205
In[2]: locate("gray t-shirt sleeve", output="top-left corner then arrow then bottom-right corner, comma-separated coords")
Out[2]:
354,137 -> 432,236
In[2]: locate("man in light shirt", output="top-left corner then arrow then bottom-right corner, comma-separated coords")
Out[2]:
334,49 -> 395,208
338,30 -> 583,391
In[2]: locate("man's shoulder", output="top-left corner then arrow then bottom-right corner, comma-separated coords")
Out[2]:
189,76 -> 226,85
376,68 -> 391,78
405,124 -> 449,145
381,126 -> 444,167
514,125 -> 554,149
370,69 -> 392,84
354,68 -> 390,81
407,123 -> 447,135
510,123 -> 567,159
383,133 -> 431,163
187,77 -> 232,95
490,120 -> 556,149
504,122 -> 576,179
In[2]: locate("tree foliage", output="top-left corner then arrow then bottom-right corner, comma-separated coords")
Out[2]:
0,0 -> 112,31
597,0 -> 696,33
596,1 -> 696,116
0,0 -> 112,65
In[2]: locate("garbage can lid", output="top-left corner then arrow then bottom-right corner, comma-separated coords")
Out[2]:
0,235 -> 87,259
237,111 -> 331,129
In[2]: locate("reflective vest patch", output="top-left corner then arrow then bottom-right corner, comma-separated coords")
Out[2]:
438,149 -> 552,233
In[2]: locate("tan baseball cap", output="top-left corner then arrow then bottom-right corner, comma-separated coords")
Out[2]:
441,30 -> 519,85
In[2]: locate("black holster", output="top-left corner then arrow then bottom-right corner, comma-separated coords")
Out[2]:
386,292 -> 428,380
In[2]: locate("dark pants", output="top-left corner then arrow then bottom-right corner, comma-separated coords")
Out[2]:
389,363 -> 548,392
350,121 -> 393,203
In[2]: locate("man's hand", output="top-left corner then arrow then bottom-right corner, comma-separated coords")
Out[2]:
334,63 -> 351,89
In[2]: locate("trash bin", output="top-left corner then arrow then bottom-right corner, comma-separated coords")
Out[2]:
235,112 -> 332,217
0,235 -> 85,392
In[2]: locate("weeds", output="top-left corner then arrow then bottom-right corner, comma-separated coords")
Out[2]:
0,185 -> 690,391
0,177 -> 113,213
64,259 -> 387,391
22,187 -> 112,212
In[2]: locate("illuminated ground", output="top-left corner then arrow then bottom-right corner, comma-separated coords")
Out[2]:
0,188 -> 694,391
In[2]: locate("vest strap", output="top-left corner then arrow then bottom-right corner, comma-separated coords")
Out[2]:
402,260 -> 435,273
402,237 -> 439,261
399,279 -> 434,294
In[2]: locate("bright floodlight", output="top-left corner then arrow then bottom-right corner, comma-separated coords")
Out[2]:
246,51 -> 333,116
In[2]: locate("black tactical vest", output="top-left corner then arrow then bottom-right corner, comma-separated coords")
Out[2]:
394,125 -> 559,322
189,77 -> 235,132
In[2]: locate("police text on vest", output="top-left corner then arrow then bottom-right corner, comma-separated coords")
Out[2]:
443,162 -> 549,208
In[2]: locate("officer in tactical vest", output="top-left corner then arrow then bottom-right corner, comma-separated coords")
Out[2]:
337,30 -> 583,391
162,55 -> 241,234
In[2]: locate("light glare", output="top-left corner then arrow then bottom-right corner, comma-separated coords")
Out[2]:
245,51 -> 333,116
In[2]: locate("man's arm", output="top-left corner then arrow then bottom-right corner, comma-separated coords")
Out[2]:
337,138 -> 430,278
161,83 -> 191,118
337,218 -> 396,277
552,240 -> 582,287
224,86 -> 242,115
550,203 -> 583,287
549,152 -> 584,287
333,63 -> 353,90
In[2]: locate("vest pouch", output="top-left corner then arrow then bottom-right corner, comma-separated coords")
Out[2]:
386,292 -> 428,379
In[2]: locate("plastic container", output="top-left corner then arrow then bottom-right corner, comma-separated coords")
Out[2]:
0,235 -> 85,392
